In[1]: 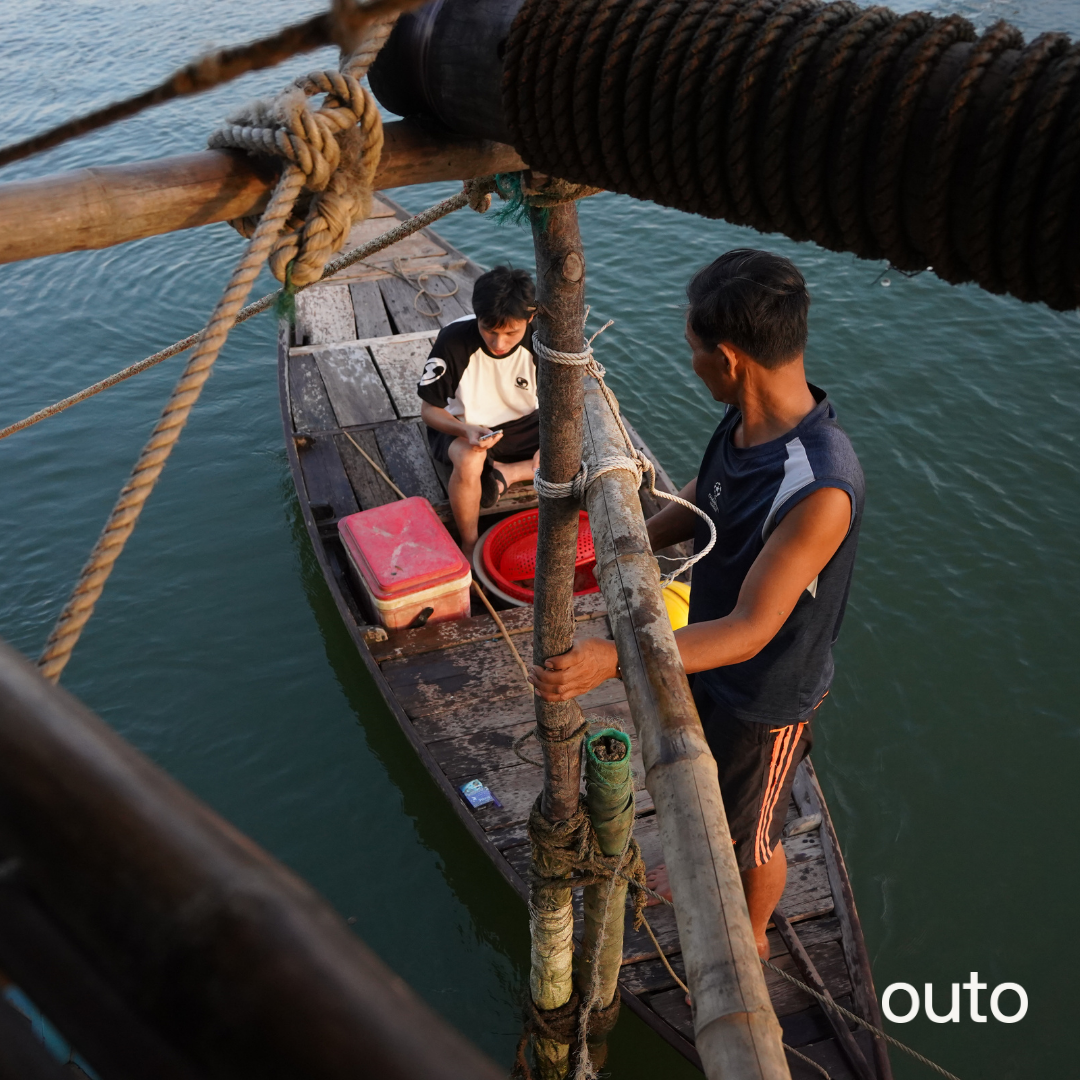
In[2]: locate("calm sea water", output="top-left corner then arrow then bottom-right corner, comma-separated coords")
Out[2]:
1,2 -> 1077,1076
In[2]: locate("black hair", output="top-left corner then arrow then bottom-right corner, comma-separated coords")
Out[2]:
686,248 -> 810,368
472,265 -> 536,326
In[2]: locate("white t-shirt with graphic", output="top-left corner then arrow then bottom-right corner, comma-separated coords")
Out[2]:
417,315 -> 537,429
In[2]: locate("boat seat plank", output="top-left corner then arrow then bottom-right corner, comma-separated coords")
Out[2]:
619,916 -> 844,997
349,280 -> 393,340
369,196 -> 398,217
370,593 -> 608,664
288,354 -> 339,432
312,346 -> 396,428
380,616 -> 616,721
369,336 -> 438,418
374,421 -> 445,503
433,483 -> 539,526
379,275 -> 445,334
335,429 -> 400,510
776,996 -> 857,1050
296,437 -> 359,520
295,284 -> 357,347
783,1031 -> 876,1080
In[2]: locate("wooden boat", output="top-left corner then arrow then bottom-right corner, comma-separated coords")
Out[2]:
278,193 -> 894,1080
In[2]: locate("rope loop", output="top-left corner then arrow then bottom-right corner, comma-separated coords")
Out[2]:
532,318 -> 715,583
207,19 -> 394,288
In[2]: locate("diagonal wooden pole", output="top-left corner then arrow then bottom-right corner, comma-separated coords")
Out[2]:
527,201 -> 588,1080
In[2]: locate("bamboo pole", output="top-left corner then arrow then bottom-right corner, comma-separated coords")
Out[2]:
577,728 -> 635,1069
580,379 -> 792,1080
0,119 -> 526,266
528,201 -> 589,1079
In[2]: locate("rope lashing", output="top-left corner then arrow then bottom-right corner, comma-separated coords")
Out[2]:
503,0 -> 1080,310
525,794 -> 648,1074
208,55 -> 388,287
532,321 -> 715,584
36,17 -> 400,684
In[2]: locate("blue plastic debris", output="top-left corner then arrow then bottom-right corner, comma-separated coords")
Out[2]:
459,778 -> 501,809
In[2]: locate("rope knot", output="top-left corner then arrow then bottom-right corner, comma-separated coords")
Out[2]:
208,52 -> 385,287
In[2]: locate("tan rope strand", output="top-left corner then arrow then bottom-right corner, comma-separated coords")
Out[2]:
341,430 -> 407,500
0,0 -> 427,172
37,166 -> 306,683
0,187 -> 473,443
470,581 -> 532,684
638,912 -> 833,1079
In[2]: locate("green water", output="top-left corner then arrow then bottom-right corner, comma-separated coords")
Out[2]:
1,2 -> 1077,1076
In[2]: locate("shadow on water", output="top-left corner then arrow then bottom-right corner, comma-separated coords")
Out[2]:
284,487 -> 699,1077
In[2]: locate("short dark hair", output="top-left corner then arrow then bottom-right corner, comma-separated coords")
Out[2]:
472,265 -> 536,326
686,249 -> 809,367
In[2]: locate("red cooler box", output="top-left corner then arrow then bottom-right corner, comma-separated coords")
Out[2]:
337,497 -> 472,630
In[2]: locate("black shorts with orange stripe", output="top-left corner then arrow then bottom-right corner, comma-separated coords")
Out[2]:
692,679 -> 814,871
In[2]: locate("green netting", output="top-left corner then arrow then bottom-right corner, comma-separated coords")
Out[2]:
584,729 -> 633,857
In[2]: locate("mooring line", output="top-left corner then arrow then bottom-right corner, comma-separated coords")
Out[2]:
0,187 -> 480,443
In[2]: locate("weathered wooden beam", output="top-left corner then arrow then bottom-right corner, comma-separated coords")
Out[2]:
0,637 -> 504,1080
580,381 -> 792,1080
528,201 -> 589,1079
0,119 -> 526,266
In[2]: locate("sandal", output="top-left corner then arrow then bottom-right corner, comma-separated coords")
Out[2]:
480,465 -> 508,509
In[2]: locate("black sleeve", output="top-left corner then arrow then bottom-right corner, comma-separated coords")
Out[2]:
417,322 -> 471,409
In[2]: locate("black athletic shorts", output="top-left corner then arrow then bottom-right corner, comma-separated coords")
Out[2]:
693,679 -> 815,871
427,410 -> 540,467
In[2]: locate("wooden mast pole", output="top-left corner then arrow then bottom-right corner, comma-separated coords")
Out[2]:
0,120 -> 525,266
579,380 -> 792,1080
527,201 -> 588,1079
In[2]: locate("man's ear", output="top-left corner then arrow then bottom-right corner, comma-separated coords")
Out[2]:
718,341 -> 740,377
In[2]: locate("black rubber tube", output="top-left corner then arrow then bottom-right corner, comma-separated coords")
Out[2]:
370,0 -> 1080,310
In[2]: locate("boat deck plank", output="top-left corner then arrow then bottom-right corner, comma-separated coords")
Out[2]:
350,280 -> 395,340
370,336 -> 438,418
373,421 -> 445,503
278,197 -> 892,1078
288,353 -> 338,432
296,284 -> 357,347
312,345 -> 397,428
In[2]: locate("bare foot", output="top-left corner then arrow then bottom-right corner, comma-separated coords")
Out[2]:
645,863 -> 673,907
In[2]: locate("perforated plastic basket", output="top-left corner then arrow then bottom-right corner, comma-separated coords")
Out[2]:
480,509 -> 598,603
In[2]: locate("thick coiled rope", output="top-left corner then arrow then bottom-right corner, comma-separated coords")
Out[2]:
503,0 -> 1080,310
532,320 -> 715,583
37,21 -> 397,683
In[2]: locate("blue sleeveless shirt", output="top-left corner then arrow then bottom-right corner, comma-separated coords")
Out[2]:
687,385 -> 864,724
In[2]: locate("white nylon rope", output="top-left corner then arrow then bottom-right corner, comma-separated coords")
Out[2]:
532,318 -> 715,584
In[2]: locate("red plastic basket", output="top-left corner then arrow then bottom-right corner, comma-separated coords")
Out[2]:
480,509 -> 599,603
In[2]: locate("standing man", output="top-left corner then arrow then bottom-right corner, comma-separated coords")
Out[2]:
419,265 -> 540,560
528,249 -> 864,960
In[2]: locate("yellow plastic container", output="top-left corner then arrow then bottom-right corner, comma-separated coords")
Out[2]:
662,580 -> 691,630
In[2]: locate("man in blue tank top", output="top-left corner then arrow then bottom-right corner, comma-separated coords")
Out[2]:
530,249 -> 864,960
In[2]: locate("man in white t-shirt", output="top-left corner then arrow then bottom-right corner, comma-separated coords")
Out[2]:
418,266 -> 539,559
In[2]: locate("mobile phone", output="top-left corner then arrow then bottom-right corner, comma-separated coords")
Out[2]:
480,428 -> 503,441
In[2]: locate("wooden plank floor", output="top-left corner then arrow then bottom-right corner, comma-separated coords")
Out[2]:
280,195 -> 887,1078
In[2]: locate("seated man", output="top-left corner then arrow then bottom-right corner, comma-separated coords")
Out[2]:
529,249 -> 864,961
418,265 -> 540,560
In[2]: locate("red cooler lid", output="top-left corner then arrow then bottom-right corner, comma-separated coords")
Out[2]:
337,497 -> 469,599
